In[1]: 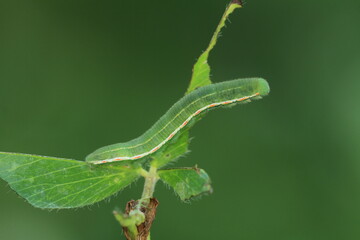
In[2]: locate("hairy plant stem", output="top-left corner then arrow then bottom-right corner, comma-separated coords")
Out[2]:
137,166 -> 159,240
141,166 -> 159,203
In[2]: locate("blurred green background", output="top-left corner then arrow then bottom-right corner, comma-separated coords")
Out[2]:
1,0 -> 359,239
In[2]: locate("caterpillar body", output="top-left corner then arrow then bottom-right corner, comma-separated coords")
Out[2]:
86,78 -> 270,164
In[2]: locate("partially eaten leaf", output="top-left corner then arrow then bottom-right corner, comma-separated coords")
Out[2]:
158,167 -> 212,201
186,1 -> 242,94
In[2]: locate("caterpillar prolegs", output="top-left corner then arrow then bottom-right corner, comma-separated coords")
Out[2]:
86,78 -> 270,164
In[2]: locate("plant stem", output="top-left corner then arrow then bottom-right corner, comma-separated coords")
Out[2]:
119,167 -> 159,240
141,166 -> 159,202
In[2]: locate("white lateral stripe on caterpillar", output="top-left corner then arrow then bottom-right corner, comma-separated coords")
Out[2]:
93,93 -> 259,164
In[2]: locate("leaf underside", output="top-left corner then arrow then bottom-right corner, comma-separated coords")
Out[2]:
158,167 -> 212,201
0,152 -> 140,209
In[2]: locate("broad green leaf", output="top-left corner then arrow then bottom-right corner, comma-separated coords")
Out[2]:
158,167 -> 212,201
0,152 -> 140,209
186,1 -> 242,94
150,131 -> 190,168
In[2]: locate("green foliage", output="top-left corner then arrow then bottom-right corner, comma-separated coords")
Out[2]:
158,167 -> 212,201
152,1 -> 243,200
0,2 -> 269,239
0,0 -> 263,216
186,1 -> 242,94
150,131 -> 190,169
147,1 -> 244,202
0,152 -> 140,208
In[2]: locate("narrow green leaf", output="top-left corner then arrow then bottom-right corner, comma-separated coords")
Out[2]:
186,1 -> 242,94
150,131 -> 190,168
158,167 -> 212,201
0,152 -> 140,209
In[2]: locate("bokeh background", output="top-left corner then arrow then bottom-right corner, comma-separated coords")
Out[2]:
1,0 -> 360,239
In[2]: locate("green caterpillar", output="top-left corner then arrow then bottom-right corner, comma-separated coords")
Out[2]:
87,78 -> 270,164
